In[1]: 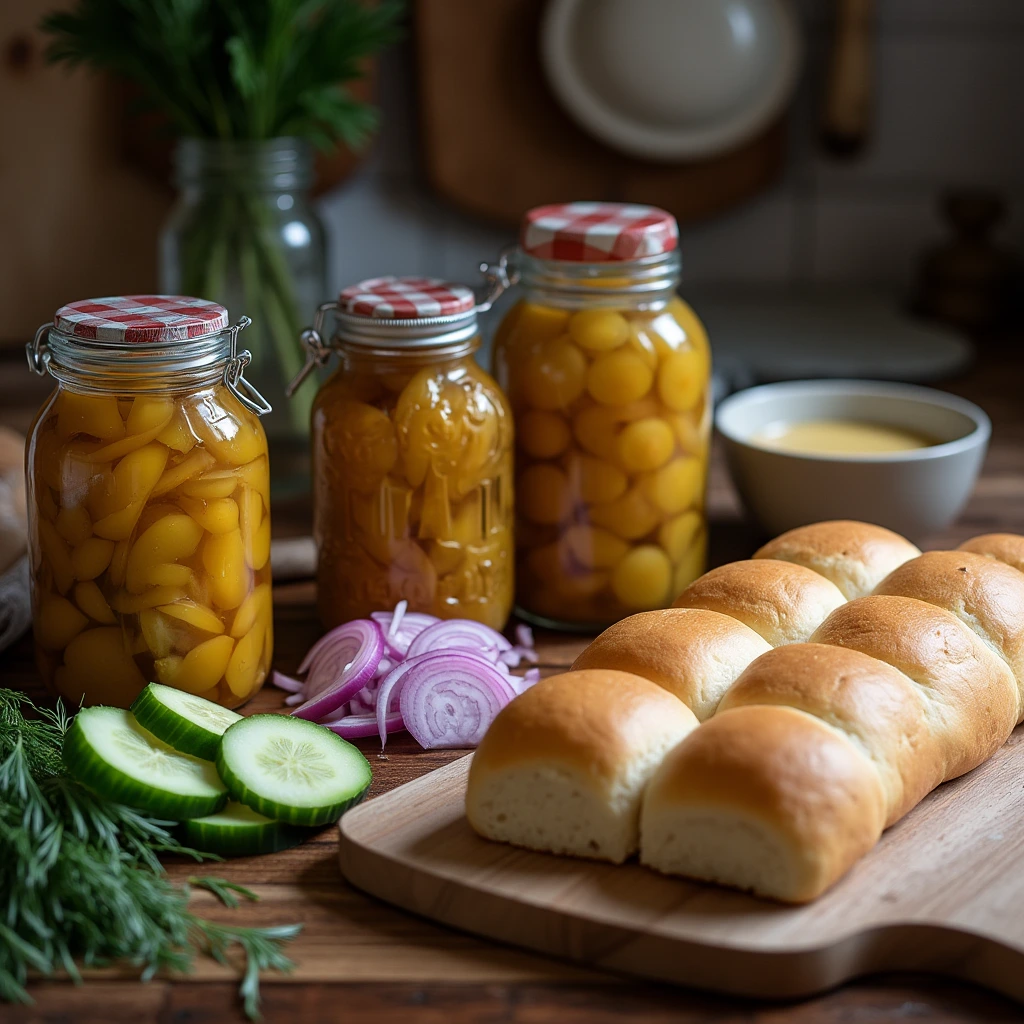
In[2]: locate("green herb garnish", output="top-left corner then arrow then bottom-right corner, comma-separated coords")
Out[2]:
0,689 -> 300,1019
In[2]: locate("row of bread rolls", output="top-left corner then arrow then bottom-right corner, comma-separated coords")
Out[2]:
466,522 -> 1024,902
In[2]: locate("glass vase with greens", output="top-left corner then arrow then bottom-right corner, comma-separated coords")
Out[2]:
42,0 -> 402,457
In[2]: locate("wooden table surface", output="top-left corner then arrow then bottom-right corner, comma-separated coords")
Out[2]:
2,346 -> 1024,1022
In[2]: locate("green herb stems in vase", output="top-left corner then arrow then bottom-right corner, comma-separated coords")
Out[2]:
43,0 -> 403,448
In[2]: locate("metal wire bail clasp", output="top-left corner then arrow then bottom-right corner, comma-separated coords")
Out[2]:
26,323 -> 52,376
475,244 -> 519,313
223,316 -> 272,416
286,301 -> 336,398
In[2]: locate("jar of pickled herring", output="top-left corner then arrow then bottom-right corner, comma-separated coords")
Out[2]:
491,202 -> 710,629
291,277 -> 513,630
25,296 -> 274,709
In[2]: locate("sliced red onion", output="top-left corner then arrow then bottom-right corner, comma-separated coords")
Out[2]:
291,619 -> 384,721
498,646 -> 539,668
399,652 -> 516,749
515,624 -> 535,649
510,667 -> 541,695
371,606 -> 440,658
284,692 -> 305,706
406,619 -> 512,660
324,710 -> 404,740
272,670 -> 305,694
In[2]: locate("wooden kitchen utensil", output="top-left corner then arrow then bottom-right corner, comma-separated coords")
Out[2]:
820,0 -> 874,156
341,741 -> 1024,1002
416,0 -> 790,226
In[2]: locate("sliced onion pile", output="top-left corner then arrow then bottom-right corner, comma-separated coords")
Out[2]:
272,602 -> 540,749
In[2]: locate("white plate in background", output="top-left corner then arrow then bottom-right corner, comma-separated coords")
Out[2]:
541,0 -> 802,161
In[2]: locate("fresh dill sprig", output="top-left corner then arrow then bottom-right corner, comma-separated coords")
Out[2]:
0,689 -> 300,1019
40,0 -> 404,148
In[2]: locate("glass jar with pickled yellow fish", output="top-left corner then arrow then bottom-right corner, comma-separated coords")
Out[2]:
491,202 -> 711,629
291,277 -> 513,630
25,296 -> 273,709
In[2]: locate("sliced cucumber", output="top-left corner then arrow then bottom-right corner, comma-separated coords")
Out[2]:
181,801 -> 294,857
131,682 -> 242,761
217,715 -> 372,827
64,706 -> 228,819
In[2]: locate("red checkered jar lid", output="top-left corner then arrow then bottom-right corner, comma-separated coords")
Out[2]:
54,295 -> 230,344
339,277 -> 475,320
520,202 -> 679,262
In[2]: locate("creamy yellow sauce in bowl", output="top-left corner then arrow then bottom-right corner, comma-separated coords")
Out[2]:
753,419 -> 937,456
714,380 -> 991,538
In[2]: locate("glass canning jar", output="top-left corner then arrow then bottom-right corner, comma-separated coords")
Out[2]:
490,202 -> 711,630
290,277 -> 514,630
25,295 -> 274,709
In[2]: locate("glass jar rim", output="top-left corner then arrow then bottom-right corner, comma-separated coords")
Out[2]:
27,320 -> 271,414
514,247 -> 681,295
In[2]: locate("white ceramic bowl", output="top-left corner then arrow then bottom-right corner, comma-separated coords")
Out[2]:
540,0 -> 802,161
715,380 -> 991,540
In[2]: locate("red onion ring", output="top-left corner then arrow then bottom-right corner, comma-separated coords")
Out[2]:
406,619 -> 512,660
290,619 -> 384,721
371,606 -> 440,658
399,652 -> 516,749
323,710 -> 404,740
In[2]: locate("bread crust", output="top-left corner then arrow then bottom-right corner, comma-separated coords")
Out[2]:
641,705 -> 887,902
673,558 -> 846,646
754,520 -> 920,600
468,670 -> 698,787
958,533 -> 1024,576
810,595 -> 1018,779
571,608 -> 772,721
874,550 -> 1024,720
719,643 -> 944,824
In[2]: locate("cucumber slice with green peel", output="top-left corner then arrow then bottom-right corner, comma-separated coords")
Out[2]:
131,682 -> 242,761
217,715 -> 372,827
181,801 -> 294,857
64,706 -> 228,820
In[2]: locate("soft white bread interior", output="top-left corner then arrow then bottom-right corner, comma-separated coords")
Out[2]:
754,520 -> 921,600
570,608 -> 771,721
673,558 -> 846,645
466,670 -> 698,864
640,704 -> 888,903
959,533 -> 1024,575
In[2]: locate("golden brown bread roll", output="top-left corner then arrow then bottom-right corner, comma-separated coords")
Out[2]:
470,522 -> 1024,903
958,533 -> 1024,574
570,608 -> 771,721
874,550 -> 1024,721
640,705 -> 888,902
466,670 -> 698,863
673,558 -> 846,645
754,519 -> 921,599
810,594 -> 1019,779
716,643 -> 945,824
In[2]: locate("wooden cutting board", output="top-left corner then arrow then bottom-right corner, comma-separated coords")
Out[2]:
340,734 -> 1024,1003
416,0 -> 788,227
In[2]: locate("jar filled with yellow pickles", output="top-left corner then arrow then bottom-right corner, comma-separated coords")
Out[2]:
291,276 -> 513,630
25,296 -> 274,709
491,202 -> 710,629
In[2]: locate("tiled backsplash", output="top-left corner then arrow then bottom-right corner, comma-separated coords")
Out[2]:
317,0 -> 1024,298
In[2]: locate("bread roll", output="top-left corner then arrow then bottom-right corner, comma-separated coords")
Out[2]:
810,595 -> 1018,779
640,705 -> 887,902
674,558 -> 846,645
754,520 -> 921,599
570,608 -> 771,721
874,550 -> 1024,720
466,670 -> 698,863
717,643 -> 944,824
958,533 -> 1024,574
